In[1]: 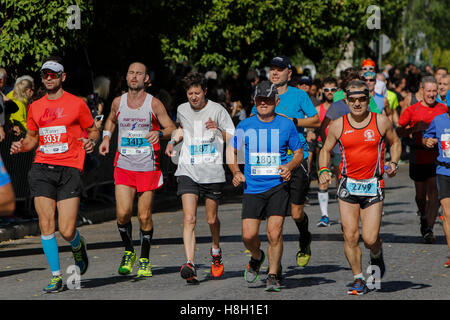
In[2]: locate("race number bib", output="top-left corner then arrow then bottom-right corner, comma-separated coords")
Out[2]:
120,131 -> 152,156
250,153 -> 281,176
441,133 -> 450,158
39,126 -> 69,154
346,177 -> 378,196
189,143 -> 218,164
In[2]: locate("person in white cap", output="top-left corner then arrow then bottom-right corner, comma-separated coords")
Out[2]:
10,56 -> 99,293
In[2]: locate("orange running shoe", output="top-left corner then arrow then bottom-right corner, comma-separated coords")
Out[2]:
445,258 -> 450,268
211,248 -> 224,278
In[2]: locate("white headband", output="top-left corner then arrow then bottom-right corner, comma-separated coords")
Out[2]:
41,61 -> 64,73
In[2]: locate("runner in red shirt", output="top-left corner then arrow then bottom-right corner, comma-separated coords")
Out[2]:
10,56 -> 99,293
319,80 -> 401,295
397,76 -> 448,243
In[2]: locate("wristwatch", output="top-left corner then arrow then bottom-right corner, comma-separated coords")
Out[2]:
159,130 -> 163,137
89,138 -> 96,147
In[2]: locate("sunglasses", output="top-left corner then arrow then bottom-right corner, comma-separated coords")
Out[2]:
362,67 -> 375,71
348,96 -> 369,104
255,97 -> 276,105
41,71 -> 62,79
365,78 -> 376,82
323,87 -> 337,92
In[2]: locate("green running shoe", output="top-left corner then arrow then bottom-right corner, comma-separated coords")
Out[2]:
118,250 -> 137,275
136,258 -> 152,278
265,274 -> 281,292
71,236 -> 88,275
297,231 -> 312,267
244,249 -> 265,283
43,275 -> 63,293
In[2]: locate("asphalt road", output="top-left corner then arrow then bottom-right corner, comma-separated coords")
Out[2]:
0,164 -> 449,303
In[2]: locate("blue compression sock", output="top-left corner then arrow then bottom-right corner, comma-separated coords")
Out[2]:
41,234 -> 61,276
69,229 -> 81,249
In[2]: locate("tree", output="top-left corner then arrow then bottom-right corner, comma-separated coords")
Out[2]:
158,0 -> 408,76
0,0 -> 93,74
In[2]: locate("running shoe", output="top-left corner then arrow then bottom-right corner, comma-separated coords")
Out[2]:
71,236 -> 88,275
297,231 -> 312,267
43,275 -> 63,293
136,258 -> 152,278
244,249 -> 265,283
118,250 -> 137,275
370,248 -> 386,278
265,274 -> 281,292
210,248 -> 224,278
317,215 -> 330,227
180,262 -> 198,284
423,229 -> 436,244
347,278 -> 368,296
445,258 -> 450,268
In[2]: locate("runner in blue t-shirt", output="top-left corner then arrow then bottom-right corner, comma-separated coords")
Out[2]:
0,155 -> 15,216
423,112 -> 450,267
228,81 -> 304,292
251,56 -> 319,268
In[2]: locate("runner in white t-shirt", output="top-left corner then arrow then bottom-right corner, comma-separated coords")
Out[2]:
165,72 -> 235,283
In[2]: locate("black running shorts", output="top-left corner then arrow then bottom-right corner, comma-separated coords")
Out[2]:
28,163 -> 82,201
177,175 -> 224,200
242,183 -> 289,220
437,174 -> 450,200
287,159 -> 310,205
337,177 -> 384,209
409,163 -> 436,182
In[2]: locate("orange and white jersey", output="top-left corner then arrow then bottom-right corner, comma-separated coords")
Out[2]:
338,113 -> 386,188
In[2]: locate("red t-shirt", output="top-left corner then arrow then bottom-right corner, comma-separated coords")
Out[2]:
398,101 -> 448,164
27,91 -> 94,171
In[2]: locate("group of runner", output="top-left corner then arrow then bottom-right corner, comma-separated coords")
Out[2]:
5,54 -> 450,295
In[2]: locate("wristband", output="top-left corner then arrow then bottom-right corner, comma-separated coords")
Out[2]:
318,167 -> 332,177
103,130 -> 112,139
159,130 -> 163,137
168,140 -> 176,145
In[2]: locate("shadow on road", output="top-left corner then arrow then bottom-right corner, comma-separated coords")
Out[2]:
286,264 -> 351,276
81,275 -> 136,289
377,281 -> 432,293
0,267 -> 46,278
282,276 -> 336,289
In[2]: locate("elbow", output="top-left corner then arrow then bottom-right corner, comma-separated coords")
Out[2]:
0,199 -> 15,216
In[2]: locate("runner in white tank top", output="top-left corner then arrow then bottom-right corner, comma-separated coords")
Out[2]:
99,62 -> 176,278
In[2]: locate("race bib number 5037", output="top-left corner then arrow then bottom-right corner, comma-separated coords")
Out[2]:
39,126 -> 69,154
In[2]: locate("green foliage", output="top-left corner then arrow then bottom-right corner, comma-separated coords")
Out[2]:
160,0 -> 408,76
0,0 -> 93,72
